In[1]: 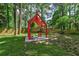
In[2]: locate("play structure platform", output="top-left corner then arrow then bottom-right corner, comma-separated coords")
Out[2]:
25,36 -> 49,42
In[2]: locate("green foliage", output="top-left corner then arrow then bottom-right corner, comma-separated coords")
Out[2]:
55,16 -> 69,30
0,4 -> 7,28
31,23 -> 38,28
49,3 -> 79,32
0,3 -> 79,32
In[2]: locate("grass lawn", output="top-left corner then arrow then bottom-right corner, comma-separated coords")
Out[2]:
25,43 -> 68,56
0,36 -> 25,56
0,33 -> 79,56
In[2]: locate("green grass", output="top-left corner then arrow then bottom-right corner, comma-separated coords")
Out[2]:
0,35 -> 68,56
0,33 -> 79,56
25,43 -> 68,56
0,36 -> 25,56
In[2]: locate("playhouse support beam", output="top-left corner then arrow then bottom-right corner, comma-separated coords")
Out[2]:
27,22 -> 31,40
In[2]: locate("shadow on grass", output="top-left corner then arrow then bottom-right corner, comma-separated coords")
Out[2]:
0,36 -> 25,56
25,42 -> 68,56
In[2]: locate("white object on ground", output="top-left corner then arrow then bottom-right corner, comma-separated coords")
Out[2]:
25,36 -> 49,42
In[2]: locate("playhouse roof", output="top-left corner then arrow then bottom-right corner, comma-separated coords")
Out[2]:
28,12 -> 47,27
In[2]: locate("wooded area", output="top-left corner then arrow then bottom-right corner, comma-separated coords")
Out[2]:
0,3 -> 79,35
0,3 -> 79,56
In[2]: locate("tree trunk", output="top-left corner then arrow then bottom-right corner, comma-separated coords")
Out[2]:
13,3 -> 17,35
6,4 -> 9,28
61,5 -> 64,16
24,18 -> 27,33
68,4 -> 72,30
18,3 -> 22,34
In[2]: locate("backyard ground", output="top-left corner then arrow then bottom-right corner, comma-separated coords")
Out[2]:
0,33 -> 79,56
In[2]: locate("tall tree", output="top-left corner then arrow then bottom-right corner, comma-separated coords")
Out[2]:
18,3 -> 22,34
6,4 -> 10,28
13,3 -> 17,35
